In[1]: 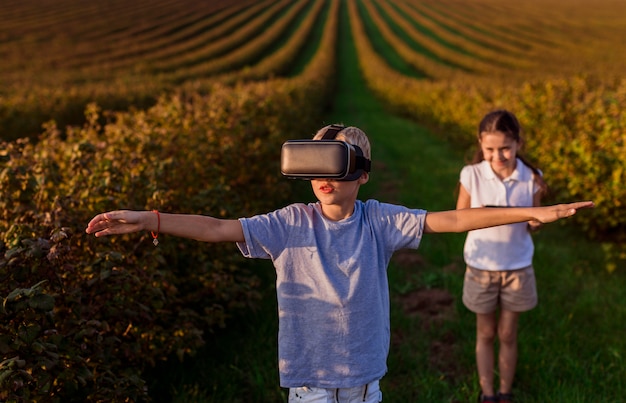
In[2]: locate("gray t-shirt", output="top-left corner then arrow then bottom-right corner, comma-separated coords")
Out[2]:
237,199 -> 426,388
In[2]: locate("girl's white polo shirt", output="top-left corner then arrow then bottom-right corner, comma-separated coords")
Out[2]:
460,159 -> 540,271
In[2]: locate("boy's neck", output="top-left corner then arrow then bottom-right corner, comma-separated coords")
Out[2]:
320,202 -> 356,221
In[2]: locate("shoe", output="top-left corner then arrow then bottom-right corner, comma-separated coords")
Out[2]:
478,393 -> 499,402
497,392 -> 514,403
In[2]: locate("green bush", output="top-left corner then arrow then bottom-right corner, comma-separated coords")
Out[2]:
0,4 -> 339,397
0,77 -> 331,401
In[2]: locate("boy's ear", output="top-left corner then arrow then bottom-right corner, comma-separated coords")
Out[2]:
358,172 -> 369,185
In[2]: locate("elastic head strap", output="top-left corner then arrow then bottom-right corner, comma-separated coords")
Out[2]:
320,124 -> 372,180
320,124 -> 346,140
355,152 -> 372,172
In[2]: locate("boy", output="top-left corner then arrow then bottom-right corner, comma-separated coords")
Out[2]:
86,125 -> 592,402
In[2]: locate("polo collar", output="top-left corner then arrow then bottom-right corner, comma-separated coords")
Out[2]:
479,159 -> 526,182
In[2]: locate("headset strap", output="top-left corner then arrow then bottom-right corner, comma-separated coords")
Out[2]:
320,124 -> 371,175
320,124 -> 346,139
356,154 -> 372,172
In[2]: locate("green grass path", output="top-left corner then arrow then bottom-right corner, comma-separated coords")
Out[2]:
325,4 -> 475,402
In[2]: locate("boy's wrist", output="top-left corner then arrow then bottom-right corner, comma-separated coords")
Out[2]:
143,210 -> 157,232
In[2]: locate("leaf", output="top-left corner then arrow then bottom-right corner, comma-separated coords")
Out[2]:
28,294 -> 55,311
0,367 -> 12,386
18,324 -> 41,343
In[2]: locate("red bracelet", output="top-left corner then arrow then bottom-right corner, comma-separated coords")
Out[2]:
151,210 -> 160,246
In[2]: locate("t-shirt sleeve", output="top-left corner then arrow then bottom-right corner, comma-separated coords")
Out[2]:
532,168 -> 544,195
459,165 -> 472,192
237,217 -> 267,259
367,200 -> 426,251
236,205 -> 302,259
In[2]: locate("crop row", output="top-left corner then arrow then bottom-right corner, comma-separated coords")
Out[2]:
3,0 -> 625,140
0,0 -> 331,142
385,0 -> 522,70
164,0 -> 313,83
364,0 -> 502,76
3,0 -> 625,88
0,0 -> 302,87
412,0 -> 626,79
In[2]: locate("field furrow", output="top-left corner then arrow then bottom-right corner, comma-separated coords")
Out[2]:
162,0 -> 313,83
418,0 -> 541,52
367,0 -> 503,76
402,0 -> 531,59
0,1 -> 245,81
385,0 -> 522,70
143,0 -> 292,75
440,0 -> 565,48
209,0 -> 329,85
53,1 -> 256,70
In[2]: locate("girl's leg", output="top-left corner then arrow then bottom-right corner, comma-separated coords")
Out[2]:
497,309 -> 520,394
476,312 -> 498,397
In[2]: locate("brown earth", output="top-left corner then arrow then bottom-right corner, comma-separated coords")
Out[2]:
376,160 -> 469,383
390,249 -> 467,382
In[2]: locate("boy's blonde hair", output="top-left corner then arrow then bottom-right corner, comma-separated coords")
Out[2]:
313,125 -> 371,160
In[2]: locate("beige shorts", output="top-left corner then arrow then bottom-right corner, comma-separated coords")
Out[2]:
462,265 -> 538,314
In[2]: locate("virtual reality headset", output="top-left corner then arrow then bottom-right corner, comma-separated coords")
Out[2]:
280,124 -> 371,181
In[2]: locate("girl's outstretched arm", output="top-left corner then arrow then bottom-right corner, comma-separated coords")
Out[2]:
424,201 -> 594,234
85,210 -> 245,243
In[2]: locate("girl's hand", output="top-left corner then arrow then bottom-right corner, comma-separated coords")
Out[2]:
85,210 -> 149,237
528,220 -> 542,232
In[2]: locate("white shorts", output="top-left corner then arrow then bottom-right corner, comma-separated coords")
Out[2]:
288,380 -> 382,403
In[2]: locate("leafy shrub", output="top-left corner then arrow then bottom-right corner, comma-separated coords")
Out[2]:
0,74 -> 332,401
1,2 -> 341,398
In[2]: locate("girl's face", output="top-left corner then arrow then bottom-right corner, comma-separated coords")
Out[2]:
479,130 -> 519,178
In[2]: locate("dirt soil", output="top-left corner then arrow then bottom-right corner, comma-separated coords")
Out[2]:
376,161 -> 469,384
390,249 -> 467,382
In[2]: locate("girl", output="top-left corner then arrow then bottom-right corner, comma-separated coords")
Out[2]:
456,110 -> 548,403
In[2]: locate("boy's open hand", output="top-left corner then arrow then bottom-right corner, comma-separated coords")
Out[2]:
86,210 -> 146,237
536,201 -> 594,223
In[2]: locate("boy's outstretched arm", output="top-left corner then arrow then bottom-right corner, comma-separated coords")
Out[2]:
85,210 -> 245,243
424,201 -> 594,234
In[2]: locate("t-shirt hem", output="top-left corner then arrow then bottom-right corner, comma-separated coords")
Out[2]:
279,370 -> 387,389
